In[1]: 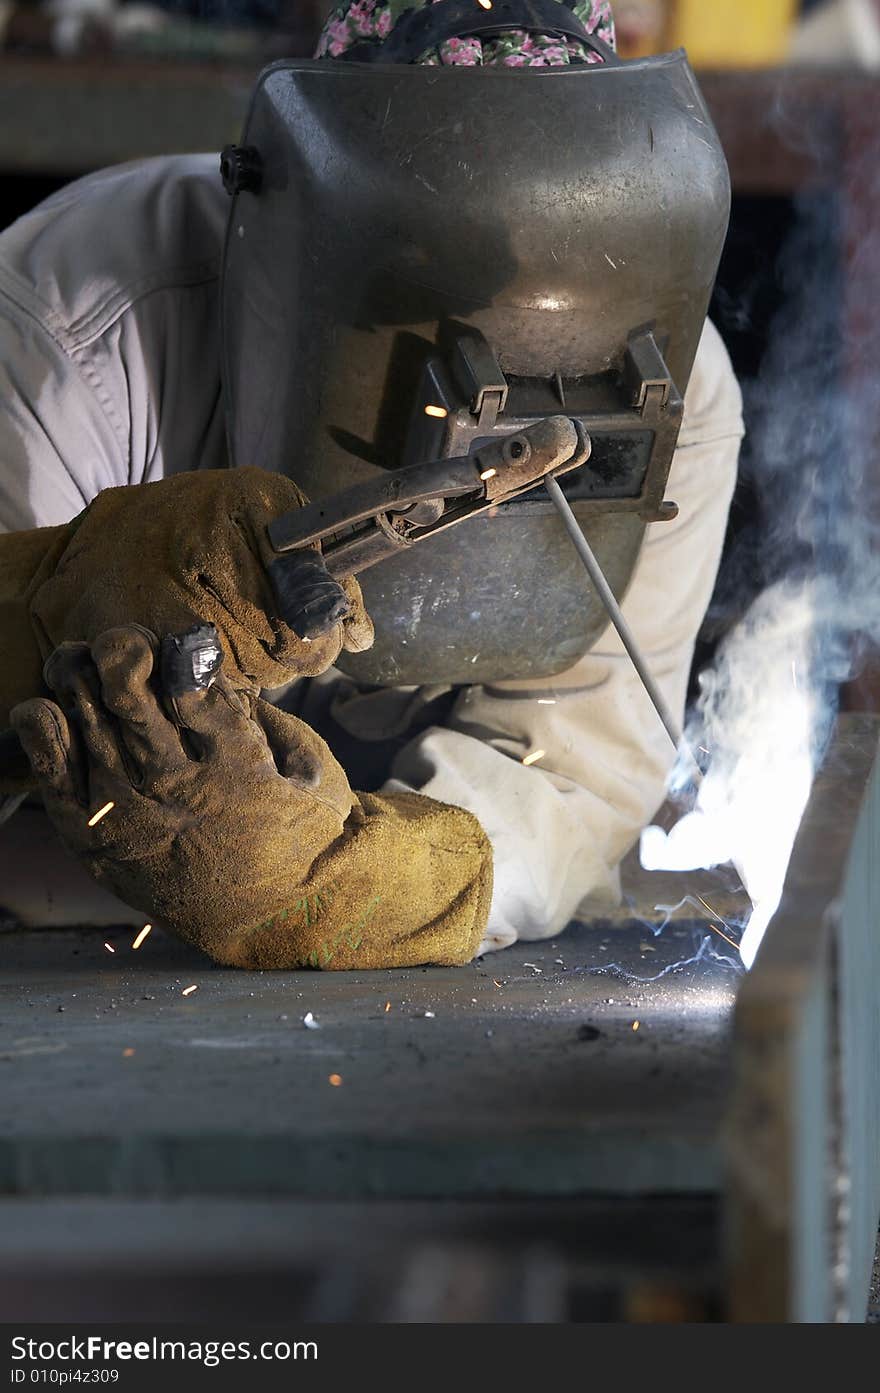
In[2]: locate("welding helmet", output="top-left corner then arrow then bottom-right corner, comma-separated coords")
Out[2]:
220,0 -> 731,685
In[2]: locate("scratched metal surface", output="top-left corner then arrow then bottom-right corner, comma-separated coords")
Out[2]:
0,849 -> 746,1198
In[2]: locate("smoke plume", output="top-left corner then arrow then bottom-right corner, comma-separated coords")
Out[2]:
641,97 -> 880,968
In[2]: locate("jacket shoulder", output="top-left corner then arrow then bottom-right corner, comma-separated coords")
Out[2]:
0,154 -> 228,352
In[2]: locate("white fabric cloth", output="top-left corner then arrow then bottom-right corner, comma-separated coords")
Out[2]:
0,156 -> 743,950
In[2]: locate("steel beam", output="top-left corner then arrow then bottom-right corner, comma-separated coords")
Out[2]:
725,714 -> 880,1322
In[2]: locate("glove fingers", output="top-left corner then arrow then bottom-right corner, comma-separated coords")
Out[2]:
43,642 -> 129,784
90,626 -> 189,781
339,576 -> 375,653
172,677 -> 274,767
254,697 -> 329,791
268,550 -> 352,641
9,698 -> 77,800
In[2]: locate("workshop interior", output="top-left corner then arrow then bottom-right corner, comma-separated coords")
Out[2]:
0,0 -> 879,1326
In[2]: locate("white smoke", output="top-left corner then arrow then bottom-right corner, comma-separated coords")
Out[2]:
641,118 -> 880,969
641,580 -> 819,968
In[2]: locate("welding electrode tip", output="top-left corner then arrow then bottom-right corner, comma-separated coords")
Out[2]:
543,475 -> 703,785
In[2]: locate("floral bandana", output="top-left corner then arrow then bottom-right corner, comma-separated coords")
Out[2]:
316,0 -> 616,67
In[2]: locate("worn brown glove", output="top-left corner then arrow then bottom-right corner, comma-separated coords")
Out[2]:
9,627 -> 492,969
0,467 -> 374,740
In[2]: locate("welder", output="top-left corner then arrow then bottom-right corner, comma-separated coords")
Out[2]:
0,1 -> 743,969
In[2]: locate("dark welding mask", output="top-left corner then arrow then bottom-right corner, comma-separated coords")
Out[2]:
220,19 -> 730,686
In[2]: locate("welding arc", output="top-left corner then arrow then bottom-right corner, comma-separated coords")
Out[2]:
544,476 -> 702,786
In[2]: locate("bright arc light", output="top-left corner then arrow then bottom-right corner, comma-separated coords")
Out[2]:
639,582 -> 819,971
737,902 -> 776,973
640,737 -> 813,971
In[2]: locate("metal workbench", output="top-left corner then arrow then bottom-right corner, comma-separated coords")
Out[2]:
1,716 -> 877,1321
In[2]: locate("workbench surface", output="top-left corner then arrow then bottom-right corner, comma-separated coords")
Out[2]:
0,835 -> 745,1200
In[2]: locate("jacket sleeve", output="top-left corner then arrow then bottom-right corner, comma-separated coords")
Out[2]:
0,300 -> 128,534
383,319 -> 745,952
0,155 -> 227,535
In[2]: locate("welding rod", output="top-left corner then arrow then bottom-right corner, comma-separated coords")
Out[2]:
544,475 -> 703,786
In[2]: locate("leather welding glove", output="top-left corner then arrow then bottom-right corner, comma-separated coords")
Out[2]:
0,467 -> 374,754
9,627 -> 492,969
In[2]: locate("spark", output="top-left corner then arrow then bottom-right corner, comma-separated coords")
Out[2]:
103,942 -> 115,954
480,468 -> 497,481
492,979 -> 502,988
477,0 -> 493,8
181,984 -> 199,997
707,924 -> 740,958
522,749 -> 546,766
384,1001 -> 391,1013
424,404 -> 448,419
132,924 -> 152,950
655,892 -> 744,955
423,1010 -> 436,1018
694,894 -> 741,953
122,1048 -> 135,1058
632,1020 -> 641,1032
87,801 -> 115,827
328,1073 -> 343,1086
604,253 -> 618,270
694,893 -> 722,921
537,699 -> 557,705
303,1012 -> 320,1029
791,660 -> 799,689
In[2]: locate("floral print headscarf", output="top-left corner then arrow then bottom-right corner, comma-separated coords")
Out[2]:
316,0 -> 616,67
